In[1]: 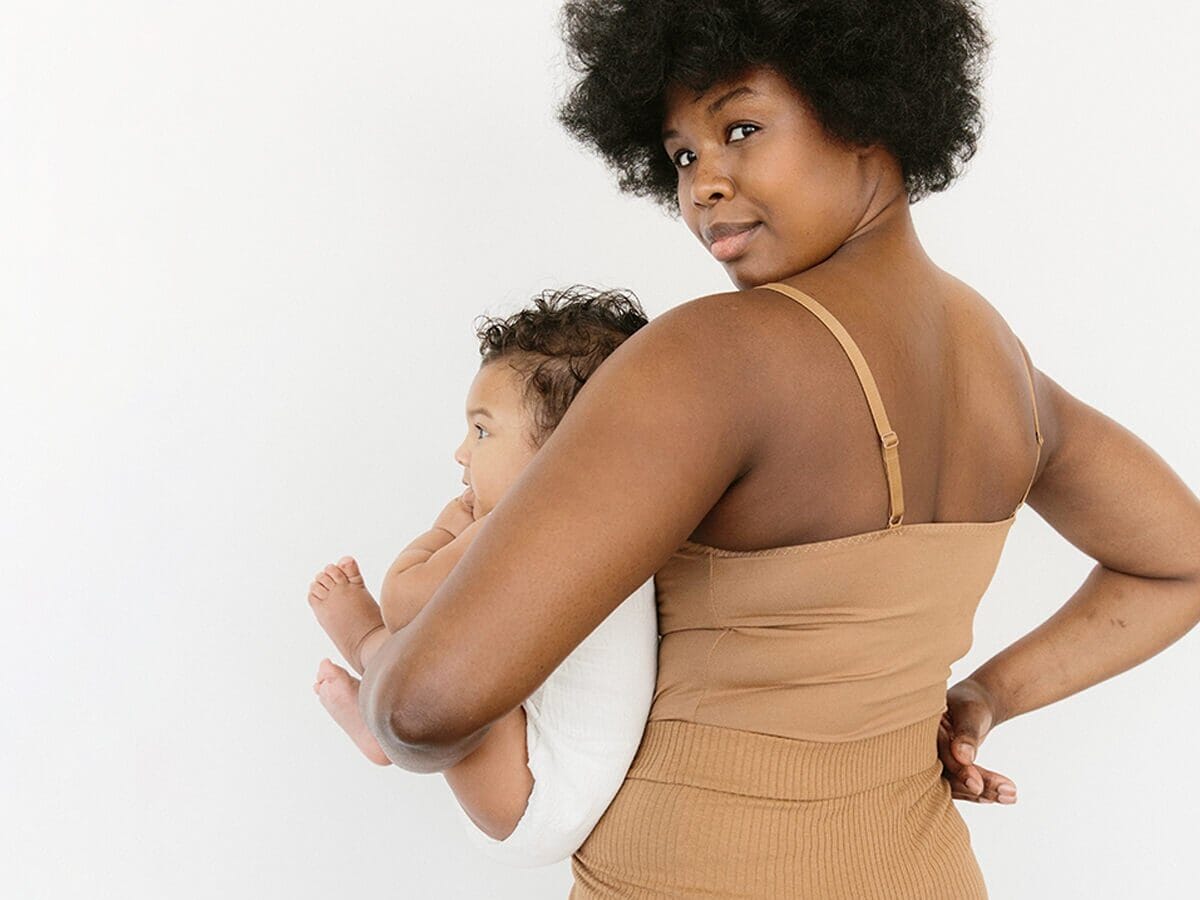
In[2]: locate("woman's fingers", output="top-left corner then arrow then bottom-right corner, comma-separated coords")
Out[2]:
948,762 -> 1017,804
937,715 -> 1017,804
937,713 -> 974,787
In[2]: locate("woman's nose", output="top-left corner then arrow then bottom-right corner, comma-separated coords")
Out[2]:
690,155 -> 734,208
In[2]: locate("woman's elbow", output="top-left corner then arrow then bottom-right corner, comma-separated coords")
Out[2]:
359,660 -> 428,746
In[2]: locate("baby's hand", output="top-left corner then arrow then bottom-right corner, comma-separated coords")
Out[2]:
433,487 -> 477,538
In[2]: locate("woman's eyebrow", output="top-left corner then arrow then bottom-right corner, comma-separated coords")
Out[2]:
467,407 -> 493,419
662,86 -> 759,140
707,85 -> 757,115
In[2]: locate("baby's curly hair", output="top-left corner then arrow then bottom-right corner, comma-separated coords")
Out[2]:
473,285 -> 649,449
556,0 -> 992,212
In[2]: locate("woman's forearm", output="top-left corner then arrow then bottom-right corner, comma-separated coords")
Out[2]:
354,623 -> 534,837
357,623 -> 533,837
969,563 -> 1200,726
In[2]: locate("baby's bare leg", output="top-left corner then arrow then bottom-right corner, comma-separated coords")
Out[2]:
313,658 -> 391,766
307,556 -> 386,676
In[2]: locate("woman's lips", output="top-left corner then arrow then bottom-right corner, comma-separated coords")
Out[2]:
709,223 -> 761,262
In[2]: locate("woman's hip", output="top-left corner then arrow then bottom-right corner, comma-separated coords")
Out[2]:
569,715 -> 987,899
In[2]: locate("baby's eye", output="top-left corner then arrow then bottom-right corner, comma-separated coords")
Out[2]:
728,123 -> 758,141
474,424 -> 488,439
672,148 -> 695,169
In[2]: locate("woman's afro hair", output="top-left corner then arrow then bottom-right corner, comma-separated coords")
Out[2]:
556,0 -> 993,212
473,285 -> 649,449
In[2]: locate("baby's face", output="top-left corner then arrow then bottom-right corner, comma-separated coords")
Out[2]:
453,361 -> 539,518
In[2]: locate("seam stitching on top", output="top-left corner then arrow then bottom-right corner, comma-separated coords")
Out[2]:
677,516 -> 1017,559
691,627 -> 731,720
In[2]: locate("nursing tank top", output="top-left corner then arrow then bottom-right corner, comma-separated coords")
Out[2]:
650,281 -> 1045,742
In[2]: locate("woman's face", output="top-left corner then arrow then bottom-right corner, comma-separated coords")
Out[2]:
661,66 -> 883,289
453,360 -> 539,519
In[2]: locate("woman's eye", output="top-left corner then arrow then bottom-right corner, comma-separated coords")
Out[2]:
672,149 -> 695,169
474,424 -> 488,439
670,125 -> 758,169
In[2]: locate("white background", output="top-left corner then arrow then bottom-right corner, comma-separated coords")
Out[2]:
3,1 -> 1198,897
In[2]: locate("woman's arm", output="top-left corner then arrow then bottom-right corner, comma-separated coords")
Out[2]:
358,295 -> 761,770
967,365 -> 1200,727
353,623 -> 533,841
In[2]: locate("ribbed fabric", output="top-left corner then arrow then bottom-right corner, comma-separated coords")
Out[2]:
569,713 -> 988,899
619,711 -> 944,800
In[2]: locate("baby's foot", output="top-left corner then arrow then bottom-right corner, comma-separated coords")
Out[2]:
313,658 -> 391,766
308,556 -> 386,674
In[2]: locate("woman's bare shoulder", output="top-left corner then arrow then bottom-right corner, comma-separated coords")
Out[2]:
618,287 -> 796,404
645,286 -> 782,331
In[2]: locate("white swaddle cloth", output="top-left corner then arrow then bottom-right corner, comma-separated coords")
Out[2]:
452,574 -> 659,868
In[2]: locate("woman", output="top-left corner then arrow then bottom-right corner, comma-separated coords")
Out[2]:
360,1 -> 1200,896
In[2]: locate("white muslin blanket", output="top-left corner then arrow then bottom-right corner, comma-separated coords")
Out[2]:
452,575 -> 659,867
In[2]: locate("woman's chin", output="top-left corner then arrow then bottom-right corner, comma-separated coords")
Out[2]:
725,259 -> 764,290
728,255 -> 808,291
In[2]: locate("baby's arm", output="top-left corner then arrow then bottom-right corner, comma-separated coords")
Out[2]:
349,517 -> 487,668
379,516 -> 487,632
354,508 -> 536,840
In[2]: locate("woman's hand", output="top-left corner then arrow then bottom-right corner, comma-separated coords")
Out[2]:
432,487 -> 477,538
938,678 -> 1018,804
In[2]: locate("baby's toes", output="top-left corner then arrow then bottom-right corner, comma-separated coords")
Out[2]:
336,555 -> 366,586
314,659 -> 360,706
308,579 -> 328,605
315,657 -> 349,683
323,563 -> 349,586
312,569 -> 340,594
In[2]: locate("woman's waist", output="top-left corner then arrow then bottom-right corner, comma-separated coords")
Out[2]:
625,711 -> 944,801
650,671 -> 951,743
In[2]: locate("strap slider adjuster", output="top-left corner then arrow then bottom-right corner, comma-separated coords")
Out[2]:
881,430 -> 899,450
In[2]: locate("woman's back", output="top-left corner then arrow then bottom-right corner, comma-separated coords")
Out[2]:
571,268 -> 1037,897
650,274 -> 1040,733
686,254 -> 1048,554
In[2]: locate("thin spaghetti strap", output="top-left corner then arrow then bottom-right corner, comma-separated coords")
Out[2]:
756,281 -> 906,529
1014,337 -> 1045,510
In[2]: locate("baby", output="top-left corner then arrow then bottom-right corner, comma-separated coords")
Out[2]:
307,284 -> 659,867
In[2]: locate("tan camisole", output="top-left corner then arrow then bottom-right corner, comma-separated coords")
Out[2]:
649,281 -> 1045,742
